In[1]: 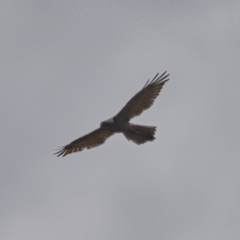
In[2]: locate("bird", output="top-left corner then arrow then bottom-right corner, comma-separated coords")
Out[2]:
55,71 -> 170,157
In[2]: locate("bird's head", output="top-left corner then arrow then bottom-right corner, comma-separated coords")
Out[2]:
100,118 -> 114,128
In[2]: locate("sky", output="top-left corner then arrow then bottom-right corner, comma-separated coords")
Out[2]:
1,1 -> 240,239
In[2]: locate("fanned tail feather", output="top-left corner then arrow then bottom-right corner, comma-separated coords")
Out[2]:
123,124 -> 156,145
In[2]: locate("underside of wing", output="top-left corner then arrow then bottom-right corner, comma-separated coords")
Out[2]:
54,128 -> 114,157
115,71 -> 170,120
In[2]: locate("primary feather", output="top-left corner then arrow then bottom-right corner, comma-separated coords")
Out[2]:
115,71 -> 169,120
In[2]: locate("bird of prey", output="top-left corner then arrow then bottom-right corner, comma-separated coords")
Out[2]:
55,71 -> 169,157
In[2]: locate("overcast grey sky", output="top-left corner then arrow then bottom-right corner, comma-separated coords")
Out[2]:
1,1 -> 240,239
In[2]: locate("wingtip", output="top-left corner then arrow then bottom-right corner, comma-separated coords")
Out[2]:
150,72 -> 160,83
53,146 -> 66,157
143,71 -> 170,88
143,79 -> 150,88
158,71 -> 170,82
158,71 -> 168,79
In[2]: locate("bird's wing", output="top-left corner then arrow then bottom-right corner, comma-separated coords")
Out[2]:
54,128 -> 114,157
115,71 -> 169,121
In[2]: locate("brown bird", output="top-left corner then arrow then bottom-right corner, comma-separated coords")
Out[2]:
55,71 -> 169,157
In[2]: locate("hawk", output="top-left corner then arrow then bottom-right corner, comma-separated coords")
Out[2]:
55,71 -> 169,157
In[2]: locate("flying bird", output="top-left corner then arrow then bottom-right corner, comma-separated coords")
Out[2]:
55,71 -> 169,157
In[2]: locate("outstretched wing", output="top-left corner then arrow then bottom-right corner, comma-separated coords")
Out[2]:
115,71 -> 169,121
54,128 -> 114,157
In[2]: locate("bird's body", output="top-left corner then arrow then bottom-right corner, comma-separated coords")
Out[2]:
101,117 -> 130,132
55,71 -> 169,157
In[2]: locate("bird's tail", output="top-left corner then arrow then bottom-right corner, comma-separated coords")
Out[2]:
123,124 -> 156,145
